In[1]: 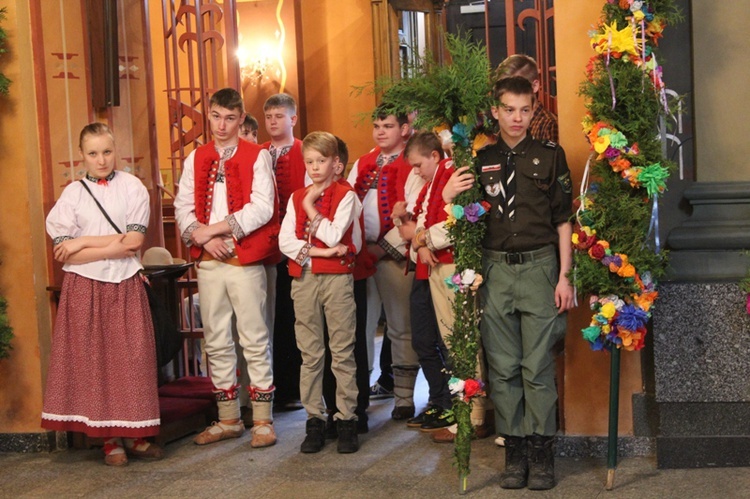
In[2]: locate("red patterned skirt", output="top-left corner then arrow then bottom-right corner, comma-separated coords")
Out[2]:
42,272 -> 160,438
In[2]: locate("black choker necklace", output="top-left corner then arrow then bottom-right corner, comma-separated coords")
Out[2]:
85,171 -> 116,184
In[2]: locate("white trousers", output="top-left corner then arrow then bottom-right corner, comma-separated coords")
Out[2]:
197,260 -> 273,392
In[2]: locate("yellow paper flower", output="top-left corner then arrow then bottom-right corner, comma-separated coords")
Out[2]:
444,203 -> 456,227
433,123 -> 450,134
618,264 -> 636,278
600,302 -> 617,319
472,132 -> 494,153
593,134 -> 611,154
591,21 -> 640,57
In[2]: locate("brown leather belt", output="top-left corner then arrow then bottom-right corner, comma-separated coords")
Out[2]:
199,252 -> 244,267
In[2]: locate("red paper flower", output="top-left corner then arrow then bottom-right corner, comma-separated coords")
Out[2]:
463,378 -> 482,400
589,243 -> 606,260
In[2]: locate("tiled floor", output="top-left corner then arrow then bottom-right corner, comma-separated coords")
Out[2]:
2,338 -> 748,498
2,398 -> 748,498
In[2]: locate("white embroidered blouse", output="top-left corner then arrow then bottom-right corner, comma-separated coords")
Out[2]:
46,171 -> 150,283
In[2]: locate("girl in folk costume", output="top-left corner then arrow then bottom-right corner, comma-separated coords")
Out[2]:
279,131 -> 360,454
43,123 -> 162,466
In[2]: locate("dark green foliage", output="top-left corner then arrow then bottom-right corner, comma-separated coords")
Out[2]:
0,7 -> 10,96
0,295 -> 13,360
572,1 -> 679,309
374,33 -> 494,135
368,32 -> 493,481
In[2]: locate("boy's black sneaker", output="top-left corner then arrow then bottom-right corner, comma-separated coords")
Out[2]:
420,409 -> 455,432
300,417 -> 326,453
337,419 -> 359,453
406,406 -> 439,428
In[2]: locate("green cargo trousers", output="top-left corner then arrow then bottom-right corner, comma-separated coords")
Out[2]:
480,245 -> 567,437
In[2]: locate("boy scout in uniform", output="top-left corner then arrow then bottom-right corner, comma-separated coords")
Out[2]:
444,76 -> 574,490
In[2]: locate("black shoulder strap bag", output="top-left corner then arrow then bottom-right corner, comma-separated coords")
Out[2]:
80,180 -> 182,368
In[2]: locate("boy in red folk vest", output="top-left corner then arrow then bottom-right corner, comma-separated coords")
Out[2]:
262,93 -> 307,408
346,105 -> 425,420
174,88 -> 279,448
400,132 -> 493,442
393,131 -> 456,432
279,131 -> 360,454
321,137 -> 374,437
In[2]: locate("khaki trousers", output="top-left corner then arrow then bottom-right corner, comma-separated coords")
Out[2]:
371,259 -> 419,368
291,271 -> 358,420
429,263 -> 491,416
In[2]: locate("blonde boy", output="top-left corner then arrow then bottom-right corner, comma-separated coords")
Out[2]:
279,131 -> 360,454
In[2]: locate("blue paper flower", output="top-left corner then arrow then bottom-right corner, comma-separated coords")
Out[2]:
452,123 -> 470,148
615,304 -> 649,331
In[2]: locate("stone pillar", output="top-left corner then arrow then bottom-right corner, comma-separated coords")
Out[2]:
653,182 -> 750,468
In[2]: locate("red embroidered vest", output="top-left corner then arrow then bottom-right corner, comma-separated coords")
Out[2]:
353,149 -> 411,241
191,140 -> 280,265
287,181 -> 356,277
337,179 -> 376,281
261,139 -> 305,220
414,158 -> 455,279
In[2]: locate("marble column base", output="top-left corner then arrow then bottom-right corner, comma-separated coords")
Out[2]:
555,435 -> 654,458
653,282 -> 750,468
0,431 -> 60,452
657,436 -> 750,468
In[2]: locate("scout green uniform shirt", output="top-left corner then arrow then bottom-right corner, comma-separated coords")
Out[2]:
476,134 -> 573,252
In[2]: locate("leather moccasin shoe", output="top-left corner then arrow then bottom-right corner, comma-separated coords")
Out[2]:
193,421 -> 245,445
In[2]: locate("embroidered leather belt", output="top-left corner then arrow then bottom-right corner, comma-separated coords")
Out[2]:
484,245 -> 555,265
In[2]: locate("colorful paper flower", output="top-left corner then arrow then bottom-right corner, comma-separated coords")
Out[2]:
464,202 -> 485,222
452,204 -> 465,220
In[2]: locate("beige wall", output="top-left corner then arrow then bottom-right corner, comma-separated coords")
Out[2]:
0,0 -> 51,433
692,3 -> 750,182
299,0 -> 376,166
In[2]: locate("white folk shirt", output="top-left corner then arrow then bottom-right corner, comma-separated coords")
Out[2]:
346,159 -> 425,254
173,146 -> 276,249
409,166 -> 451,263
278,189 -> 359,266
46,171 -> 150,283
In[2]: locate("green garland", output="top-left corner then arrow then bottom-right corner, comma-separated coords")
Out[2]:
0,295 -> 13,360
0,7 -> 11,96
375,33 -> 493,487
0,8 -> 11,360
573,0 -> 681,351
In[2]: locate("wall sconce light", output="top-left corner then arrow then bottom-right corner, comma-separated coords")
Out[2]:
238,44 -> 279,87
